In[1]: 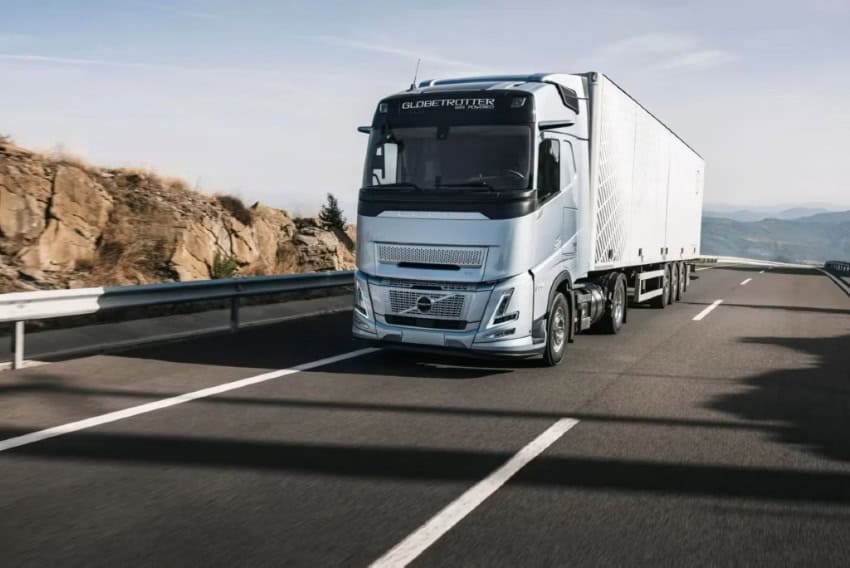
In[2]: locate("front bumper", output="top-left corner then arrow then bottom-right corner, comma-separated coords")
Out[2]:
351,269 -> 542,357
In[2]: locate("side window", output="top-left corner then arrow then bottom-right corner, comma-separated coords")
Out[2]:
369,142 -> 399,185
537,138 -> 560,202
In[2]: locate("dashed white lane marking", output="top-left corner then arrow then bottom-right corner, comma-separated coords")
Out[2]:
0,348 -> 377,453
695,267 -> 712,271
759,270 -> 765,274
740,278 -> 752,285
693,299 -> 723,321
370,418 -> 579,568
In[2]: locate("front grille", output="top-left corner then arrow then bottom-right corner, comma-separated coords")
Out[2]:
385,315 -> 467,330
377,244 -> 485,267
388,289 -> 465,319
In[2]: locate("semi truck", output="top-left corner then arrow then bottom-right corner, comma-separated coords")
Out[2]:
352,72 -> 704,366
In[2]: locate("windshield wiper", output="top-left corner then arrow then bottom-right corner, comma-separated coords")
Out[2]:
439,181 -> 498,192
364,182 -> 422,191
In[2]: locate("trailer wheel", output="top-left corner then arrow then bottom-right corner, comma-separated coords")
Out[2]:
683,263 -> 690,293
669,263 -> 679,304
675,262 -> 686,300
650,264 -> 670,309
542,292 -> 569,367
594,273 -> 627,334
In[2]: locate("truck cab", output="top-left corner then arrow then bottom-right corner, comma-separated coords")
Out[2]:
352,74 -> 591,362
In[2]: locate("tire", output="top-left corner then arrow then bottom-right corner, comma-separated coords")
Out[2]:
543,292 -> 569,367
595,273 -> 627,334
649,264 -> 670,309
675,262 -> 686,301
669,263 -> 679,304
682,263 -> 690,293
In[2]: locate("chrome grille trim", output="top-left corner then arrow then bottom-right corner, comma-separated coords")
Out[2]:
377,244 -> 486,267
371,278 -> 487,292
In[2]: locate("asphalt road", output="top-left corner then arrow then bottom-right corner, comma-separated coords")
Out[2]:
0,266 -> 848,567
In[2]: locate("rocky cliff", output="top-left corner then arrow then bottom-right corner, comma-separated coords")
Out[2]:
0,141 -> 354,293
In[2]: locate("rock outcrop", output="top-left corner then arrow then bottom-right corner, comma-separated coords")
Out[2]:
0,141 -> 354,292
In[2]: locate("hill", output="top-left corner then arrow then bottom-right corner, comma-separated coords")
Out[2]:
0,141 -> 354,293
701,211 -> 850,263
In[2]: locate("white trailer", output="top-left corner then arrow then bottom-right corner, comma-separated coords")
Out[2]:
352,72 -> 705,365
585,74 -> 704,304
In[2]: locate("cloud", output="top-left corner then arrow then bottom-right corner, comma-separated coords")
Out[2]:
659,49 -> 737,70
0,53 -> 290,80
601,32 -> 699,56
152,5 -> 221,20
594,32 -> 736,72
312,35 -> 478,68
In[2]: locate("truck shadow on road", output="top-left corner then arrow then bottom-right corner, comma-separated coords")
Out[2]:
4,425 -> 850,505
706,332 -> 850,463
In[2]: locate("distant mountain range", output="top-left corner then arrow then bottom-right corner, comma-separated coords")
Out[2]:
701,209 -> 850,263
703,202 -> 849,223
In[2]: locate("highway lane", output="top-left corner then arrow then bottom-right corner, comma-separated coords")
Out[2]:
0,266 -> 848,566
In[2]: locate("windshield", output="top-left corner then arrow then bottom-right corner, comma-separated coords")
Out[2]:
363,125 -> 532,191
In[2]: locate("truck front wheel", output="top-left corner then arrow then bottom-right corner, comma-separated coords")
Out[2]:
543,292 -> 569,367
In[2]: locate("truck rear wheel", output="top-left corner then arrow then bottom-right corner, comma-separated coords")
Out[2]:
650,264 -> 670,309
669,263 -> 679,304
594,273 -> 627,334
682,263 -> 690,293
675,262 -> 686,300
542,292 -> 569,367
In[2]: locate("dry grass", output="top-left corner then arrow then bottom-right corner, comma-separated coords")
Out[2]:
46,148 -> 93,171
162,176 -> 191,193
276,239 -> 301,273
217,194 -> 254,226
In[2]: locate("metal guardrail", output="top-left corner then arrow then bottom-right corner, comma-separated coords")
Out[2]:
825,260 -> 850,276
1,271 -> 354,370
699,256 -> 814,269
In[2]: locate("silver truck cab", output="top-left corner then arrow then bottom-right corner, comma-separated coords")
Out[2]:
352,74 -> 591,360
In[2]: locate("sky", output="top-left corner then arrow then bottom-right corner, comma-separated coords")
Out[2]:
1,0 -> 849,217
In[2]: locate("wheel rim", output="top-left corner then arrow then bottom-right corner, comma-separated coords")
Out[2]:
552,306 -> 566,351
613,281 -> 624,323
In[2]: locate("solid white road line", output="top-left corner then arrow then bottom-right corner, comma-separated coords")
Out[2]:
693,300 -> 723,321
0,347 -> 377,453
370,418 -> 579,568
740,278 -> 752,285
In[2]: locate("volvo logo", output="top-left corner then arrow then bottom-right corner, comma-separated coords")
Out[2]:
416,296 -> 433,313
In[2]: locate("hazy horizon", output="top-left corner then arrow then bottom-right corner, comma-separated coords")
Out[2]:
2,0 -> 849,217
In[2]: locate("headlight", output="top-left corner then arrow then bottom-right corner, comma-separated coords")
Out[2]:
488,287 -> 519,327
354,277 -> 372,320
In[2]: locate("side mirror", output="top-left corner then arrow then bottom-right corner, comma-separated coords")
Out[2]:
538,118 -> 575,131
357,126 -> 372,134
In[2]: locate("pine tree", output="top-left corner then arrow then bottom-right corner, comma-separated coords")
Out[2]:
319,193 -> 347,230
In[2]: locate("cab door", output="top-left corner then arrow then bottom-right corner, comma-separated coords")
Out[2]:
531,133 -> 566,321
561,140 -> 579,263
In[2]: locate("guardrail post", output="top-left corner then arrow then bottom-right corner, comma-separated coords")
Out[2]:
11,321 -> 24,370
230,297 -> 240,333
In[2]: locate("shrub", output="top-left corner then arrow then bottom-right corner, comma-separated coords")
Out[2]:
98,241 -> 126,266
211,252 -> 239,279
74,258 -> 95,272
319,193 -> 346,230
218,194 -> 253,226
